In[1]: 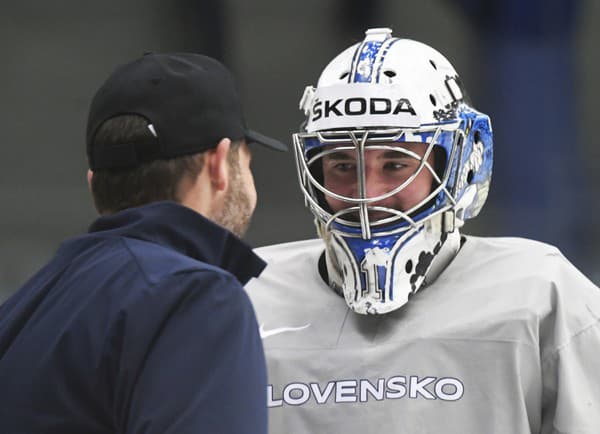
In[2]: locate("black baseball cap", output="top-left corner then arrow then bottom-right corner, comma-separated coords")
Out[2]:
86,52 -> 287,170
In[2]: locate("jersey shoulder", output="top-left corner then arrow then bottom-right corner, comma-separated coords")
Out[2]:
452,234 -> 600,318
462,235 -> 561,257
247,238 -> 328,302
439,234 -> 599,310
250,238 -> 324,284
458,235 -> 567,278
254,239 -> 324,264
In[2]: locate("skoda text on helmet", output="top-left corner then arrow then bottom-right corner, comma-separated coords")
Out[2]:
293,28 -> 493,315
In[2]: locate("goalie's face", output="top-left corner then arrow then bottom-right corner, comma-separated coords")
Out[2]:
321,142 -> 435,220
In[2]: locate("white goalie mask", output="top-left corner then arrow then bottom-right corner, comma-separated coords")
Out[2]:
293,28 -> 493,315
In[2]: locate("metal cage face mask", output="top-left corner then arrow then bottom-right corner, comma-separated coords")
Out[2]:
293,28 -> 493,314
294,126 -> 461,241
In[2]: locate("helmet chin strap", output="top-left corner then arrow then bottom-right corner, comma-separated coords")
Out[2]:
317,220 -> 345,297
319,211 -> 462,314
421,212 -> 462,288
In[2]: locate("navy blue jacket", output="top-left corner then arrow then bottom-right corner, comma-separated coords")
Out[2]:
0,201 -> 267,434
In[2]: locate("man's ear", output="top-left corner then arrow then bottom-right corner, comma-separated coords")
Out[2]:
87,169 -> 94,192
206,138 -> 231,192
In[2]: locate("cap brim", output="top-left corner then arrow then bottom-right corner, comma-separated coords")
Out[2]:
246,129 -> 288,151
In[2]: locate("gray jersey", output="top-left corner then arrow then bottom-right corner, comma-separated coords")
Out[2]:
246,236 -> 600,434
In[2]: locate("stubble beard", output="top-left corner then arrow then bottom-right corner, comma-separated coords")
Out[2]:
213,170 -> 254,238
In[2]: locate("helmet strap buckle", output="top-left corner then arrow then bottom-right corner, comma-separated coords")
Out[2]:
442,210 -> 457,233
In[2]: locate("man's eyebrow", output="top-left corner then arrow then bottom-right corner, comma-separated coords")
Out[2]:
380,150 -> 413,159
323,149 -> 416,160
323,152 -> 354,160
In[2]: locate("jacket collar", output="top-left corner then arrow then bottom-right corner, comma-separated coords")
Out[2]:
87,201 -> 265,284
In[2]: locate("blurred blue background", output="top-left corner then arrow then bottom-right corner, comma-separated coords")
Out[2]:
1,0 -> 599,302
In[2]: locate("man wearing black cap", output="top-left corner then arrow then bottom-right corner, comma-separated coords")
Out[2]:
0,53 -> 286,434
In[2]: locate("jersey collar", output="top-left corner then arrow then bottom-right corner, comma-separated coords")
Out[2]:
87,201 -> 265,284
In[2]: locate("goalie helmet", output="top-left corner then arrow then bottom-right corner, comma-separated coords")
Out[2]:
293,28 -> 493,315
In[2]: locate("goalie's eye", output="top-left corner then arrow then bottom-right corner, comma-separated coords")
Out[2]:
383,161 -> 409,171
332,162 -> 356,173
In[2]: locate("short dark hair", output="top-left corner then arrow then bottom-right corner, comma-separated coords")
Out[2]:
90,114 -> 240,214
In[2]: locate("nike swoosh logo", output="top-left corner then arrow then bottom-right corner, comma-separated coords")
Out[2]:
259,323 -> 311,339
